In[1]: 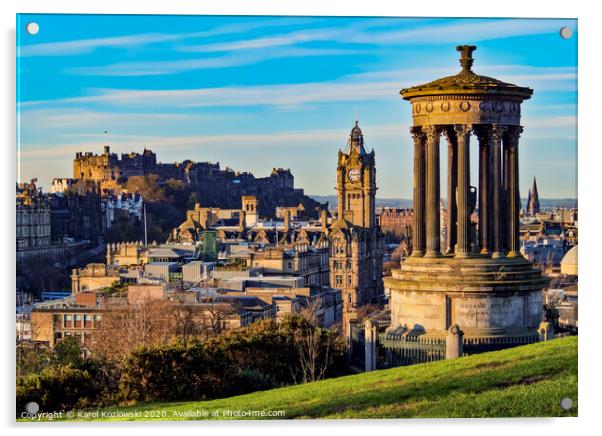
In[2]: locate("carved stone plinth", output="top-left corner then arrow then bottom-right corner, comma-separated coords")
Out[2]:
384,255 -> 547,340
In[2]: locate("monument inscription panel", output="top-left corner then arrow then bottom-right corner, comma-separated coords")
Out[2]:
453,296 -> 525,328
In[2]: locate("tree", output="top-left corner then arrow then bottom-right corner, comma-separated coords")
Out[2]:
90,293 -> 238,359
90,298 -> 176,360
16,342 -> 52,378
283,299 -> 344,383
124,175 -> 165,202
53,336 -> 84,367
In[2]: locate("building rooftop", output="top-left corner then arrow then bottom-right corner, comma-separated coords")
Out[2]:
147,247 -> 196,258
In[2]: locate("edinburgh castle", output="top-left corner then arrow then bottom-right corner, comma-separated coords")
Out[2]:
72,145 -> 325,218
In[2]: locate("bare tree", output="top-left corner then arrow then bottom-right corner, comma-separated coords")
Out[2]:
90,298 -> 176,360
290,298 -> 339,383
171,301 -> 203,341
196,294 -> 237,338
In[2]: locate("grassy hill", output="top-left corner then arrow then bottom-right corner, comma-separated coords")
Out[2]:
61,336 -> 577,421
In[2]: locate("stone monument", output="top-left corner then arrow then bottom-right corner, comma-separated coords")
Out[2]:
384,46 -> 547,348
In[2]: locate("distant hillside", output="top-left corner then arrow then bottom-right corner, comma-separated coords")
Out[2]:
311,195 -> 577,211
58,336 -> 577,421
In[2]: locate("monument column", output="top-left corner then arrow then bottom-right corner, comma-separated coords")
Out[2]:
424,126 -> 441,257
411,127 -> 426,257
491,124 -> 507,258
454,124 -> 472,257
502,138 -> 511,251
476,126 -> 492,254
444,128 -> 457,254
506,126 -> 523,257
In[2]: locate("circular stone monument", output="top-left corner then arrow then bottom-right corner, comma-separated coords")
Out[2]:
385,46 -> 547,345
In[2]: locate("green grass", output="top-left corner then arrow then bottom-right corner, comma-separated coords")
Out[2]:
38,336 -> 579,421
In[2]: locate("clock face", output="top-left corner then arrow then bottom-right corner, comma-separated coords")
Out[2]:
347,168 -> 361,182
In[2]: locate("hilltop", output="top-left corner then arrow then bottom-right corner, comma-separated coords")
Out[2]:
49,336 -> 577,421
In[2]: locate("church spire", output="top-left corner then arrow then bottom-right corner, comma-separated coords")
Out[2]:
527,177 -> 540,216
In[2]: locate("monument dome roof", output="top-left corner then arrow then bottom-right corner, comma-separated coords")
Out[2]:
400,45 -> 533,100
560,245 -> 578,276
561,245 -> 578,266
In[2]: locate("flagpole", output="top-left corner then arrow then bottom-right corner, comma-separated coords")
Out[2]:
143,203 -> 148,246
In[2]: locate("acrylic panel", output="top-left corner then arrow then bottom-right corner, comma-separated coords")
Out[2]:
16,14 -> 578,422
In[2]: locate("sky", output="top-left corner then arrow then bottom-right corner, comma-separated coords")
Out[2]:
16,15 -> 577,199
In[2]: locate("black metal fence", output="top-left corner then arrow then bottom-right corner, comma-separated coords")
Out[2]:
379,333 -> 446,367
350,324 -> 575,370
349,323 -> 365,368
462,335 -> 539,356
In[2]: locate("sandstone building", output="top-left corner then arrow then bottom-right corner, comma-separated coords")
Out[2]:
329,122 -> 384,333
16,180 -> 91,265
16,180 -> 51,254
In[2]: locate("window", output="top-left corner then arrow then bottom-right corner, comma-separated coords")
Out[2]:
94,314 -> 102,328
64,314 -> 73,328
74,314 -> 82,328
335,275 -> 343,286
84,314 -> 92,328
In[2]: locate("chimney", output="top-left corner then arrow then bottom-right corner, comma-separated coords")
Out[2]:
321,210 -> 328,232
104,145 -> 110,154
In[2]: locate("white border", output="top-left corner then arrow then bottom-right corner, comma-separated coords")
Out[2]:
2,1 -> 599,435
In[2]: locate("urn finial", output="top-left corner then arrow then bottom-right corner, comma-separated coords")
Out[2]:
456,45 -> 477,73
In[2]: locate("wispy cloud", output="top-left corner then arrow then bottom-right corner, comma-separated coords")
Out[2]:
19,33 -> 181,57
174,18 -> 401,54
346,65 -> 577,90
178,28 -> 346,53
19,109 -> 219,129
20,112 -> 574,163
20,80 -> 399,109
52,18 -> 576,77
18,17 -> 319,57
18,122 -> 405,161
20,64 -> 576,110
176,18 -> 575,57
353,18 -> 575,45
66,47 -> 359,76
522,115 -> 576,129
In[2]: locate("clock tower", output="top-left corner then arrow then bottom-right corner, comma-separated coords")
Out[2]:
336,121 -> 376,228
330,121 -> 384,337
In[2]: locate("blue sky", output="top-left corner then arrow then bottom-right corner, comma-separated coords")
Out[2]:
16,15 -> 577,199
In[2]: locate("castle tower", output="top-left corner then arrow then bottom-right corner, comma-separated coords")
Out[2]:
385,46 -> 546,352
330,122 -> 384,336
